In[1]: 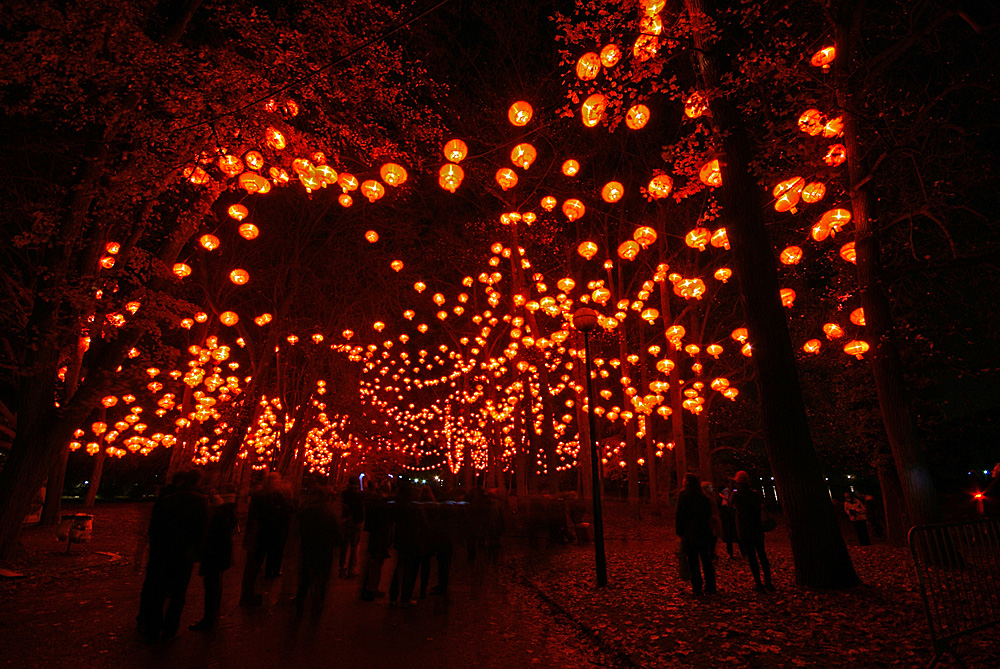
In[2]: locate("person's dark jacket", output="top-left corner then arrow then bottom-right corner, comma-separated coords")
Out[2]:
730,486 -> 765,542
149,488 -> 209,563
675,488 -> 714,547
298,487 -> 341,567
200,500 -> 237,573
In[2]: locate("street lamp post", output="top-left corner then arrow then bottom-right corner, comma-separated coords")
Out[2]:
573,307 -> 607,587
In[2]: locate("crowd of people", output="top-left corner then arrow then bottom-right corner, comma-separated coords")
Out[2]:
135,470 -> 505,641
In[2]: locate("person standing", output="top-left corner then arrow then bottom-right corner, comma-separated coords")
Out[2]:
137,470 -> 208,641
239,472 -> 293,606
339,478 -> 364,578
730,471 -> 775,592
718,486 -> 738,558
190,483 -> 237,631
675,474 -> 717,595
360,481 -> 392,601
843,491 -> 872,546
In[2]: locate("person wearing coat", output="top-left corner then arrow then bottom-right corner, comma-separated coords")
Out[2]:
190,483 -> 237,631
675,473 -> 717,595
730,471 -> 775,592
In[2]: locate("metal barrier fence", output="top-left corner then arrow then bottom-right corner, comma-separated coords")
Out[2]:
908,518 -> 1000,668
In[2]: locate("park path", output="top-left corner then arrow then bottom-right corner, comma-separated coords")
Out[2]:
1,502 -> 616,669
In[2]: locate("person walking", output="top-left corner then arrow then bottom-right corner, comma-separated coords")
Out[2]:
675,473 -> 717,596
730,471 -> 775,592
360,481 -> 392,602
189,483 -> 237,631
843,491 -> 872,546
137,470 -> 208,641
718,486 -> 738,558
295,479 -> 341,621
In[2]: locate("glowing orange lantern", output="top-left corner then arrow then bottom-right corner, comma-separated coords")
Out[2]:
391,260 -> 403,272
218,154 -> 244,177
244,150 -> 264,170
710,228 -> 729,250
269,167 -> 289,184
840,242 -> 857,264
626,104 -> 650,130
714,267 -> 732,283
798,109 -> 825,136
801,182 -> 826,203
380,163 -> 408,186
811,46 -> 836,70
780,288 -> 796,307
576,52 -> 601,81
173,263 -> 192,278
228,204 -> 248,221
239,171 -> 269,194
338,193 -> 353,208
648,173 -> 673,199
254,313 -> 272,326
578,241 -> 599,260
824,144 -> 847,166
633,226 -> 657,248
780,246 -> 803,265
821,208 -> 852,235
823,322 -> 845,340
265,127 -> 286,150
685,227 -> 711,251
219,311 -> 239,327
199,234 -> 220,251
495,168 -> 518,191
443,139 -> 468,163
843,340 -> 869,359
338,173 -> 359,191
414,282 -> 426,293
773,176 -> 805,213
803,339 -> 822,354
365,230 -> 379,243
731,327 -> 749,343
229,269 -> 249,285
602,181 -> 624,203
99,256 -> 115,269
685,92 -> 708,119
439,164 -> 464,193
541,195 -> 557,211
239,223 -> 259,240
361,180 -> 384,202
581,94 -> 606,127
618,240 -> 640,260
633,34 -> 659,61
510,143 -> 537,170
562,159 -> 580,176
850,307 -> 866,326
823,116 -> 844,137
600,44 -> 621,67
699,159 -> 721,187
183,166 -> 209,185
508,101 -> 533,126
562,199 -> 585,221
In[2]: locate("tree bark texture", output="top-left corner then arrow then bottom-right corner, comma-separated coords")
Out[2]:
834,0 -> 940,528
684,0 -> 858,587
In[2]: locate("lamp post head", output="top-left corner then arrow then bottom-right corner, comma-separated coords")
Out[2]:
573,307 -> 600,333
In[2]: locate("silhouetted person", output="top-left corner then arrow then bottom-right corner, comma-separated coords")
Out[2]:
240,472 -> 292,606
295,481 -> 341,621
339,478 -> 364,578
719,486 -> 738,558
137,469 -> 208,641
417,485 -> 438,598
730,471 -> 775,592
676,473 -> 717,595
190,483 -> 237,631
388,480 -> 427,607
843,491 -> 871,546
360,481 -> 392,601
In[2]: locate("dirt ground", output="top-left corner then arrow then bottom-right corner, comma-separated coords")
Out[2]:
2,501 -> 997,668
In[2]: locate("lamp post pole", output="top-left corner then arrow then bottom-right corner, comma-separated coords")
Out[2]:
575,308 -> 607,587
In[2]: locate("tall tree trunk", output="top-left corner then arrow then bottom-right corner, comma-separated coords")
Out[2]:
874,453 -> 907,545
573,341 -> 594,500
658,278 -> 687,492
684,0 -> 858,587
83,447 -> 107,509
619,334 -> 640,506
834,0 -> 939,528
697,405 -> 713,485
